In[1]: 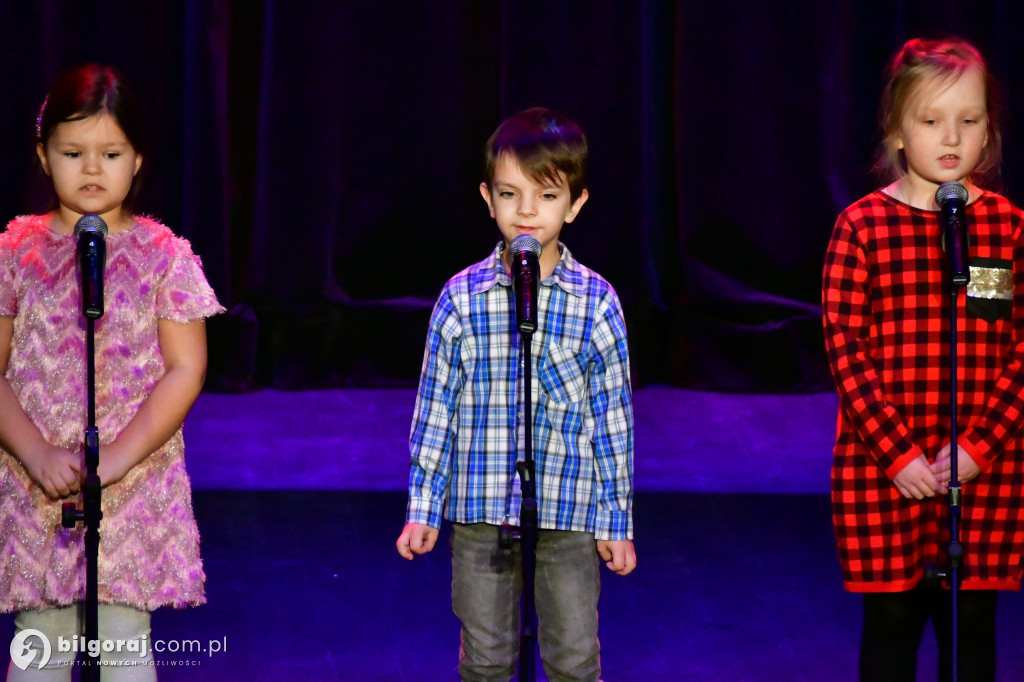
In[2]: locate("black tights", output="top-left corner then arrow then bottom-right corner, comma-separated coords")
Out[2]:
860,584 -> 997,682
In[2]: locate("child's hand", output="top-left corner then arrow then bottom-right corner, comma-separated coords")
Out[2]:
94,441 -> 134,488
892,454 -> 942,499
397,523 -> 439,560
21,445 -> 82,500
930,442 -> 982,491
597,539 -> 636,576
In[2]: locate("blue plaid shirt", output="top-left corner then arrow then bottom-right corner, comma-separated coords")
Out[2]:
406,242 -> 634,540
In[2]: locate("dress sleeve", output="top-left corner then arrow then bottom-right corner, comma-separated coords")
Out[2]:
155,236 -> 225,322
822,209 -> 923,477
589,286 -> 634,541
0,233 -> 17,317
406,286 -> 463,528
959,213 -> 1024,468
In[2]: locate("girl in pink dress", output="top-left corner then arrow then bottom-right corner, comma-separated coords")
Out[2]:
0,65 -> 222,679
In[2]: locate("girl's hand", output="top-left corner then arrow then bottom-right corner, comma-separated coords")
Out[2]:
930,442 -> 982,491
94,441 -> 134,487
21,445 -> 83,500
892,454 -> 942,499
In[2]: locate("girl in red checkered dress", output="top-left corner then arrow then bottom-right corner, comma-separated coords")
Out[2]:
823,38 -> 1024,682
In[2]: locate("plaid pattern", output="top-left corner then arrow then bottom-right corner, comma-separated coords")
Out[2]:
406,242 -> 634,541
823,189 -> 1024,591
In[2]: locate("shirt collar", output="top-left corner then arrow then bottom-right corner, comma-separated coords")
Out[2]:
469,241 -> 584,297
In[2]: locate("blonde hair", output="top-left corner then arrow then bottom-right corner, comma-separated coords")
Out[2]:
875,37 -> 1002,187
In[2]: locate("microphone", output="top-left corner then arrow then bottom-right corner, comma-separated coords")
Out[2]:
935,181 -> 970,288
510,235 -> 541,334
74,214 -> 108,319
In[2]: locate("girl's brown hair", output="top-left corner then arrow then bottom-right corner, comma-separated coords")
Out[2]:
37,64 -> 146,209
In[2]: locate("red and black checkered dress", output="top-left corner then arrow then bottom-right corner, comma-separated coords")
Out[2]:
823,189 -> 1024,592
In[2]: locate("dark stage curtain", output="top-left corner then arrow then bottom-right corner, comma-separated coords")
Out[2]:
1,1 -> 1023,392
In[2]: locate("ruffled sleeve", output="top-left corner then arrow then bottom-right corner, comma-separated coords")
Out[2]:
0,217 -> 32,317
0,236 -> 16,317
154,234 -> 224,323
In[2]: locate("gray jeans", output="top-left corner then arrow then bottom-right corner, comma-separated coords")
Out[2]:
451,523 -> 601,682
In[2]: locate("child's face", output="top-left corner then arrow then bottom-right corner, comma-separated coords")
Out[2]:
479,154 -> 588,270
896,66 -> 988,191
36,112 -> 142,232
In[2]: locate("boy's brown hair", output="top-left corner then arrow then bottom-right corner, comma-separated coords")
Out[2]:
484,107 -> 588,203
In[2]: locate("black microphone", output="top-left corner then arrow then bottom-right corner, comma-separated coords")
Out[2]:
74,214 -> 108,320
510,235 -> 541,334
935,181 -> 970,288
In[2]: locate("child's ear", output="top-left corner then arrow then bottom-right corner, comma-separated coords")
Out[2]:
479,182 -> 495,218
133,154 -> 143,176
564,189 -> 589,224
36,143 -> 50,176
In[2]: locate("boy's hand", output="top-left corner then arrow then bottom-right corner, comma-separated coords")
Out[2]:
21,445 -> 83,500
892,454 -> 942,499
930,442 -> 981,491
597,539 -> 636,576
397,523 -> 439,560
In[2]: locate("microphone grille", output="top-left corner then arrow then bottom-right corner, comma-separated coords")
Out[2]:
935,181 -> 968,207
73,214 -> 108,238
510,234 -> 542,258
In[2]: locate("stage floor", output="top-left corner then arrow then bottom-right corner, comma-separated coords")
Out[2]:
182,386 -> 841,494
3,388 -> 1022,681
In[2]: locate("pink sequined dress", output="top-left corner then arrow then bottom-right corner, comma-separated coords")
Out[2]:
0,214 -> 224,612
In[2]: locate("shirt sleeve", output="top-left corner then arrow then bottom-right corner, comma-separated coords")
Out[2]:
960,215 -> 1024,469
589,287 -> 634,541
822,210 -> 923,477
406,286 -> 464,528
155,236 -> 225,322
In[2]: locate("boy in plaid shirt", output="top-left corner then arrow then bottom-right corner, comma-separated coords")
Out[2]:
823,38 -> 1024,681
397,108 -> 635,681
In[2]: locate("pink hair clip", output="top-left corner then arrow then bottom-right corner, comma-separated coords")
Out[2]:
35,96 -> 48,140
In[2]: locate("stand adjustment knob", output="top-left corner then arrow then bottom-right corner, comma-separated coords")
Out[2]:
61,502 -> 83,529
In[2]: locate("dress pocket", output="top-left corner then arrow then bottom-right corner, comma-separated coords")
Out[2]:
966,258 -> 1012,323
965,297 -> 1010,323
537,344 -> 588,404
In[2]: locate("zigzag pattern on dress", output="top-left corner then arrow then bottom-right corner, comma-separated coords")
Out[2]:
0,214 -> 222,612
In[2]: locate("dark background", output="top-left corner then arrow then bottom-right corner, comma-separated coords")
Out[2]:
2,0 -> 1023,393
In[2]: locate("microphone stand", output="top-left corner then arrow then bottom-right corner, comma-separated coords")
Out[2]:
932,184 -> 968,682
61,317 -> 102,680
62,221 -> 106,681
937,273 -> 966,682
515,326 -> 538,682
497,236 -> 540,681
